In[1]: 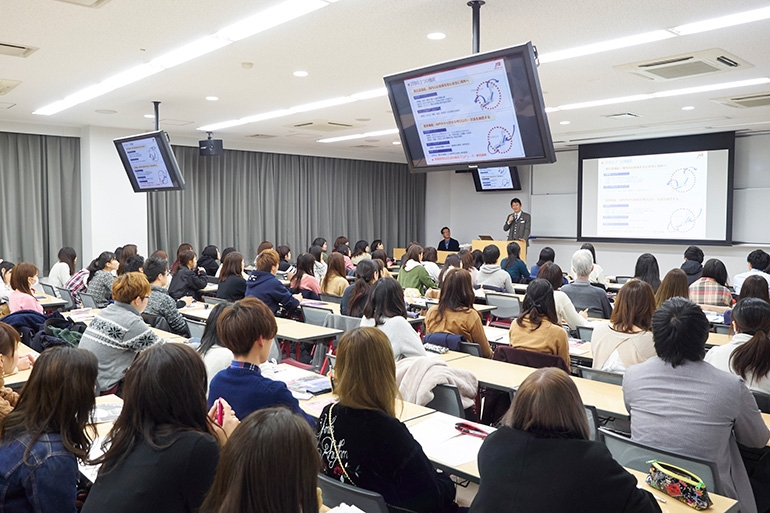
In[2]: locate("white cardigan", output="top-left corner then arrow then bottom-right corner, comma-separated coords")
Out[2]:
48,261 -> 72,289
554,290 -> 590,331
360,316 -> 427,361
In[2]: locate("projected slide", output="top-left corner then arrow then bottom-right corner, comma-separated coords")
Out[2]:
404,58 -> 525,165
596,151 -> 708,238
121,137 -> 171,190
477,167 -> 513,190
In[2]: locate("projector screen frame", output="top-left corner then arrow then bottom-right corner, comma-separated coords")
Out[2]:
114,130 -> 186,193
577,132 -> 735,246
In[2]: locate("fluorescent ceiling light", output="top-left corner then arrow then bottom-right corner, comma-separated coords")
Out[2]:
205,96 -> 219,101
215,0 -> 329,42
538,30 -> 675,64
670,6 -> 770,35
547,77 -> 770,112
318,128 -> 399,144
559,121 -> 571,125
351,88 -> 387,100
427,32 -> 446,40
292,96 -> 356,112
681,106 -> 695,111
293,70 -> 309,77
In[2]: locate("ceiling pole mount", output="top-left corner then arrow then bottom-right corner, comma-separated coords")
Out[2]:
468,0 -> 485,54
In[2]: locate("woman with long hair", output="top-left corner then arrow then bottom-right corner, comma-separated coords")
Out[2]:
290,253 -> 321,298
167,250 -> 208,302
397,245 -> 437,294
198,245 -> 220,276
591,279 -> 657,373
537,262 -> 589,332
309,245 -> 328,282
689,258 -> 732,307
509,278 -> 570,366
0,347 -> 98,512
320,253 -> 349,296
633,253 -> 661,293
171,243 -> 193,276
361,278 -> 426,360
318,327 -> 458,513
340,259 -> 379,317
82,344 -> 239,513
500,242 -> 528,283
438,254 -> 461,286
116,244 -> 138,276
457,249 -> 478,285
86,251 -> 119,308
351,240 -> 371,266
471,368 -> 660,513
0,260 -> 14,306
49,246 -> 77,288
216,251 -> 246,302
528,247 -> 555,280
371,249 -> 392,278
654,268 -> 689,308
8,263 -> 43,314
425,269 -> 492,357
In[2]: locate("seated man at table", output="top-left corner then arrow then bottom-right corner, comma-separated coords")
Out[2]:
142,256 -> 191,337
207,297 -> 314,426
79,272 -> 161,395
244,249 -> 301,317
561,249 -> 612,319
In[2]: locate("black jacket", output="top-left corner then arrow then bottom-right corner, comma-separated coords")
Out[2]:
197,255 -> 219,276
681,259 -> 703,286
216,275 -> 246,302
168,267 -> 208,301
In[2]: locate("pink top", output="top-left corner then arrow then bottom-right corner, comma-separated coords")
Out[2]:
293,274 -> 321,295
343,256 -> 355,271
8,291 -> 44,314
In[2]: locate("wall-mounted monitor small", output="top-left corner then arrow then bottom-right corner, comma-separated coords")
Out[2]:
384,41 -> 555,173
114,130 -> 185,192
472,166 -> 521,192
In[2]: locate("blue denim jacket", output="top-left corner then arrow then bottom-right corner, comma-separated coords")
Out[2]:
0,433 -> 78,513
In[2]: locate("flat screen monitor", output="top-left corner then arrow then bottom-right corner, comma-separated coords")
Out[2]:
578,132 -> 735,245
384,41 -> 555,173
114,130 -> 186,192
472,166 -> 521,192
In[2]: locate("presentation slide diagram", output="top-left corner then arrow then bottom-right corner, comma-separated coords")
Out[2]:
122,137 -> 171,189
404,58 -> 525,165
477,167 -> 513,190
596,151 -> 708,238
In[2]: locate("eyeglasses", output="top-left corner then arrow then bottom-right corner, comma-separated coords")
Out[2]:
140,295 -> 150,301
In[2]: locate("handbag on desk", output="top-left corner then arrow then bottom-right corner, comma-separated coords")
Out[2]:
645,460 -> 713,510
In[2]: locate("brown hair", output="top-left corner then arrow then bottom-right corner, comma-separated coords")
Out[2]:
333,236 -> 348,251
501,367 -> 589,440
402,245 -> 423,267
458,249 -> 475,271
200,407 -> 321,513
321,253 -> 347,293
218,251 -> 244,283
739,275 -> 770,302
537,262 -> 563,291
150,249 -> 168,259
256,249 -> 280,272
654,268 -> 689,308
179,250 -> 197,269
1,346 -> 98,463
257,241 -> 274,255
434,269 -> 474,323
217,297 -> 278,356
0,322 -> 19,358
335,327 -> 399,417
730,298 -> 770,382
171,243 -> 193,276
10,263 -> 37,295
112,272 -> 151,304
611,279 -> 655,333
516,278 -> 558,329
422,247 -> 438,263
117,244 -> 138,276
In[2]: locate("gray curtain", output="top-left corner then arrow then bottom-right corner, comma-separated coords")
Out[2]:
148,146 -> 426,260
0,131 -> 81,273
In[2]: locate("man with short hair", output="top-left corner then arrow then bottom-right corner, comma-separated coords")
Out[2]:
503,198 -> 531,246
561,249 -> 612,319
438,227 -> 460,251
475,245 -> 514,293
680,245 -> 704,286
733,249 -> 770,295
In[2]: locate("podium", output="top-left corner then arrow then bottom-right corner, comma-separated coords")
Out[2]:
471,240 -> 526,264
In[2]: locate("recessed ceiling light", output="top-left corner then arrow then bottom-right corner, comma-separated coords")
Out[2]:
559,120 -> 571,125
427,32 -> 446,40
95,109 -> 117,114
143,114 -> 155,119
681,106 -> 695,110
293,70 -> 309,77
206,96 -> 219,101
392,141 -> 401,145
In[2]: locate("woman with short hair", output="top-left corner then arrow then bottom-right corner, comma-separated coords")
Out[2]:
8,263 -> 43,314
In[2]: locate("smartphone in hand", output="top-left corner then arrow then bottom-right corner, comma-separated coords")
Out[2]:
215,398 -> 224,426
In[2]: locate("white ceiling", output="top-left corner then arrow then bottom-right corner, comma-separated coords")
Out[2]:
2,0 -> 770,163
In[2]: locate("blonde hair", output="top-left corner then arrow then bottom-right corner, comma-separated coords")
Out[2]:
112,272 -> 151,303
335,327 -> 400,417
255,249 -> 279,272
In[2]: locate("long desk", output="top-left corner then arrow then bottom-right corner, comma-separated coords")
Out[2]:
4,342 -> 39,388
35,293 -> 67,310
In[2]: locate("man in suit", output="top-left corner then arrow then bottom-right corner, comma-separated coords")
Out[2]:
437,226 -> 460,251
503,198 -> 531,246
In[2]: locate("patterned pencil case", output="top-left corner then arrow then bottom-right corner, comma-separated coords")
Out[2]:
645,460 -> 713,510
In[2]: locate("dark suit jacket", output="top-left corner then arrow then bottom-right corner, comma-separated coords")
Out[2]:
437,238 -> 460,251
470,427 -> 661,513
503,211 -> 531,245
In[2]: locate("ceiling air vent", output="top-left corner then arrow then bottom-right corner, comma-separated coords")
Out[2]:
0,102 -> 15,110
0,42 -> 38,58
353,144 -> 378,149
289,120 -> 360,132
0,79 -> 21,95
53,0 -> 112,7
712,92 -> 770,109
605,112 -> 640,119
247,133 -> 277,139
616,49 -> 752,81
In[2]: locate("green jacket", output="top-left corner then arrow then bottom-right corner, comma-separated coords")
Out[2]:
397,261 -> 438,294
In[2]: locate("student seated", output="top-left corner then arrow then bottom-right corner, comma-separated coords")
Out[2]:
0,260 -> 14,307
500,242 -> 528,284
318,327 -> 458,513
168,250 -> 208,302
509,279 -> 569,367
170,243 -> 193,275
0,347 -> 98,513
457,249 -> 478,285
276,244 -> 295,273
425,269 -> 493,358
312,238 -> 328,263
116,244 -> 137,276
48,246 -> 77,289
537,262 -> 589,332
0,323 -> 25,422
290,253 -> 321,298
633,253 -> 661,293
591,279 -> 656,373
476,245 -> 514,293
198,245 -> 220,276
361,278 -> 427,361
320,253 -> 349,297
85,251 -> 119,308
689,258 -> 733,307
575,242 -> 606,284
397,245 -> 438,295
624,297 -> 770,513
216,251 -> 247,302
438,254 -> 461,287
421,247 -> 441,283
528,247 -> 555,280
561,249 -> 612,319
335,244 -> 355,273
207,297 -> 314,425
245,249 -> 300,316
142,256 -> 192,337
309,245 -> 328,282
654,268 -> 689,308
196,304 -> 233,390
681,245 -> 704,285
8,263 -> 43,314
470,367 -> 661,513
734,249 -> 770,296
723,274 -> 769,325
341,259 -> 378,317
201,407 -> 323,513
351,240 -> 371,266
82,344 -> 239,513
371,249 -> 392,278
706,298 -> 770,395
79,272 -> 161,394
122,254 -> 144,274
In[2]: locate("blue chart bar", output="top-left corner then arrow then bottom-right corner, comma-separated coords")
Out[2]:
603,185 -> 630,189
417,107 -> 441,114
428,148 -> 452,154
426,141 -> 450,147
414,92 -> 438,100
602,172 -> 630,176
423,128 -> 447,134
603,204 -> 629,208
603,223 -> 629,226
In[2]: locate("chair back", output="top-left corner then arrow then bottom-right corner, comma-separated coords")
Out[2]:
577,365 -> 623,386
714,324 -> 730,335
752,390 -> 770,414
186,319 -> 206,339
493,346 -> 569,372
319,293 -> 342,304
459,341 -> 482,357
203,296 -> 229,306
576,325 -> 594,341
615,276 -> 632,284
302,305 -> 334,326
141,313 -> 172,332
425,383 -> 465,419
80,292 -> 97,309
56,288 -> 74,310
485,292 -> 521,320
584,404 -> 599,441
40,283 -> 57,297
598,428 -> 723,494
317,473 -> 389,513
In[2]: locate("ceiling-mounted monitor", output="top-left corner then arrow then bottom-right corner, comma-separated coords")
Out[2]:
384,41 -> 555,173
472,166 -> 521,192
114,130 -> 185,192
